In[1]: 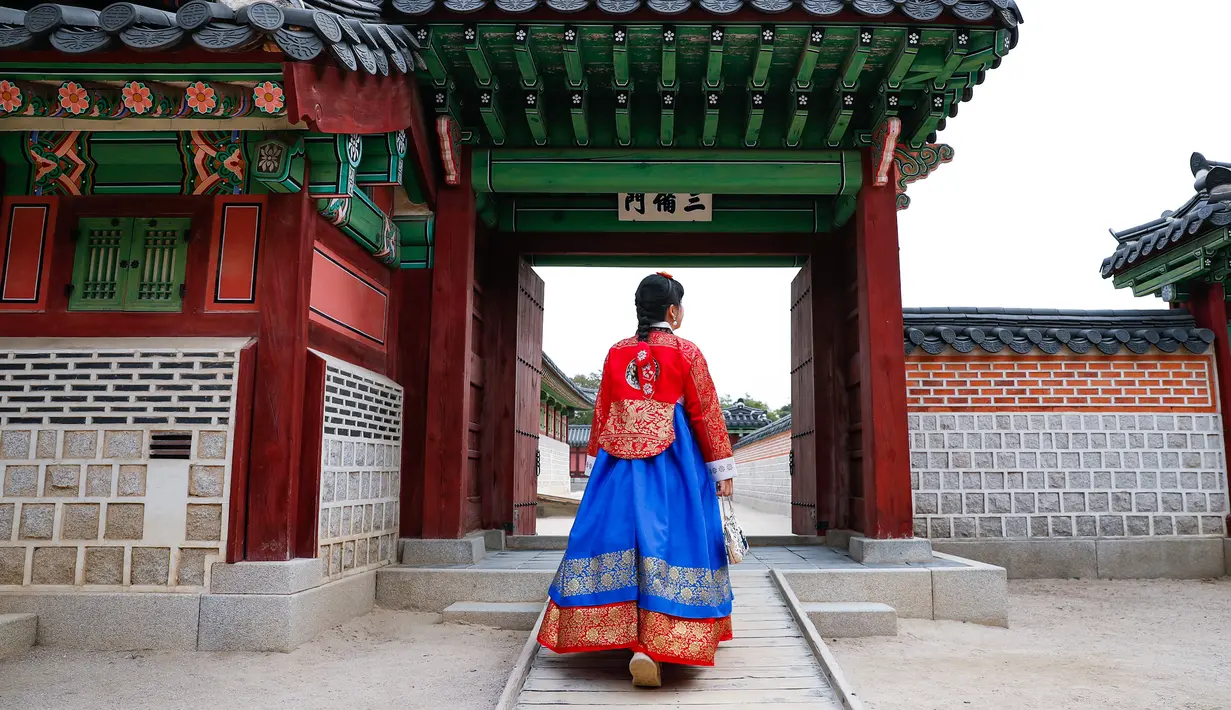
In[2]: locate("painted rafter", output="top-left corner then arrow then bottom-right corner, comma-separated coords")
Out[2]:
826,28 -> 874,147
932,29 -> 972,89
561,26 -> 588,147
464,24 -> 506,147
702,87 -> 720,148
613,26 -> 632,147
514,26 -> 548,146
660,25 -> 677,148
786,27 -> 825,149
884,27 -> 922,89
744,25 -> 776,148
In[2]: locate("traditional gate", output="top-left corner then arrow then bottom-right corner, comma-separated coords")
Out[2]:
790,261 -> 818,535
513,260 -> 546,535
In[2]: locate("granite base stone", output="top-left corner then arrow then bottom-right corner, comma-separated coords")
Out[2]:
931,539 -> 1098,579
399,534 -> 486,565
930,553 -> 1009,626
848,536 -> 933,564
780,568 -> 934,619
442,601 -> 543,630
1224,538 -> 1231,577
804,602 -> 897,638
197,571 -> 375,652
0,613 -> 36,659
376,568 -> 554,612
1095,538 -> 1225,579
210,559 -> 326,595
0,592 -> 200,650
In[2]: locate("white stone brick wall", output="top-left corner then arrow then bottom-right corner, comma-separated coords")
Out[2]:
0,338 -> 247,589
315,353 -> 402,580
910,412 -> 1229,539
734,454 -> 791,515
537,435 -> 570,497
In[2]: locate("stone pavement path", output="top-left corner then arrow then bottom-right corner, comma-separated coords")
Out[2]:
515,570 -> 843,708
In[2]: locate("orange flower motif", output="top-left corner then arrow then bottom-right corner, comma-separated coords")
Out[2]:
121,81 -> 153,114
0,80 -> 22,113
57,81 -> 89,115
252,81 -> 284,114
185,81 -> 216,114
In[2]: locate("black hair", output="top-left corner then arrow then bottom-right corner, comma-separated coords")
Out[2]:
634,273 -> 685,341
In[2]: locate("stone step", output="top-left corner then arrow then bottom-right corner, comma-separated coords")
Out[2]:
443,602 -> 544,630
0,613 -> 37,660
803,602 -> 897,638
377,567 -> 554,612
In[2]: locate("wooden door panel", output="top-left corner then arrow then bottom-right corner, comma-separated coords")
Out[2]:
514,260 -> 545,535
790,260 -> 818,535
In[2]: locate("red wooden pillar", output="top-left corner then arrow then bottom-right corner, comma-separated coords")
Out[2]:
422,152 -> 477,539
1187,282 -> 1231,529
396,269 -> 434,539
854,150 -> 913,539
246,191 -> 315,560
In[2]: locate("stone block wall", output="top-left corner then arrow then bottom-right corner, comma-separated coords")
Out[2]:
315,353 -> 402,580
537,435 -> 571,497
0,339 -> 246,589
733,428 -> 791,515
908,354 -> 1229,539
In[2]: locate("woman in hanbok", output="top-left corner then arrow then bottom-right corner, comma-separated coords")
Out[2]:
536,272 -> 736,687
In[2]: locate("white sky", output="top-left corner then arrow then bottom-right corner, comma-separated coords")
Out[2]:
540,1 -> 1231,409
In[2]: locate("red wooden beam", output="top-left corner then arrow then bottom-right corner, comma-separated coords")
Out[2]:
226,342 -> 257,564
1186,282 -> 1231,532
421,151 -> 478,539
245,190 -> 315,560
283,61 -> 416,135
515,232 -> 811,256
405,80 -> 439,210
395,269 -> 434,539
854,150 -> 913,539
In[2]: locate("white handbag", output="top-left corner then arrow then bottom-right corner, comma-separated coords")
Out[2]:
721,497 -> 748,565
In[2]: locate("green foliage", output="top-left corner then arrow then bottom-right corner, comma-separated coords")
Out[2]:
571,371 -> 601,389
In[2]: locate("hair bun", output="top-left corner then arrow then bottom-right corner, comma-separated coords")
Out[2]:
656,271 -> 674,280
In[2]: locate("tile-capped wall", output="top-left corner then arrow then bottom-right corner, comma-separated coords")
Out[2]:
910,412 -> 1229,539
537,435 -> 570,497
315,354 -> 402,579
733,429 -> 792,515
0,339 -> 248,588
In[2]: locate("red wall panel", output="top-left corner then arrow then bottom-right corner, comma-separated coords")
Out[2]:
0,197 -> 57,312
206,198 -> 265,312
309,241 -> 389,350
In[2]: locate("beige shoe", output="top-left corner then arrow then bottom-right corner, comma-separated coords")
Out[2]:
629,651 -> 661,688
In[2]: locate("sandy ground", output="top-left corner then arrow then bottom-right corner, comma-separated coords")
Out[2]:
536,500 -> 791,536
0,610 -> 523,710
831,578 -> 1231,710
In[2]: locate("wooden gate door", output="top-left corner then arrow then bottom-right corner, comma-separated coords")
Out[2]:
513,259 -> 545,535
790,260 -> 818,535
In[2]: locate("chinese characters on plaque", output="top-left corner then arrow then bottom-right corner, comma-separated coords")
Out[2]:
618,193 -> 713,222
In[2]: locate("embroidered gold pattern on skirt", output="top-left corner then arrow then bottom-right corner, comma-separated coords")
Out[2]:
597,398 -> 676,459
538,600 -> 638,651
637,608 -> 733,665
550,549 -> 733,608
550,548 -> 638,597
536,600 -> 733,666
640,557 -> 733,607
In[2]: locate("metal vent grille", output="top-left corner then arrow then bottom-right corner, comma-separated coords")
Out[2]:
150,431 -> 192,459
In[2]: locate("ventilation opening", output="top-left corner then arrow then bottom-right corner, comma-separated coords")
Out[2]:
150,431 -> 193,459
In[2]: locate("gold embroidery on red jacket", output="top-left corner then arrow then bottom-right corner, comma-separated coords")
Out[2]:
687,353 -> 734,461
598,399 -> 675,458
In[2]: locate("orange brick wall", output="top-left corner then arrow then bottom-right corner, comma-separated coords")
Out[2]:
905,355 -> 1217,412
734,430 -> 791,465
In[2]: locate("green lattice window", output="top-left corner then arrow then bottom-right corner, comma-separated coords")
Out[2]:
69,217 -> 189,312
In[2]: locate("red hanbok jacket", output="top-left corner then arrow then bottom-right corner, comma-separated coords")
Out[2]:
587,328 -> 737,482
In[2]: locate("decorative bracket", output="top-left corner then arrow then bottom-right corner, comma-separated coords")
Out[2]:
894,143 -> 953,210
871,117 -> 901,187
436,114 -> 462,186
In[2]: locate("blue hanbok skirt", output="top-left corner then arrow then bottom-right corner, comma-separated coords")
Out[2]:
536,405 -> 734,666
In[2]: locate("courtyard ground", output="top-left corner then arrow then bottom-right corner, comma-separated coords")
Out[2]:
0,609 -> 522,710
832,577 -> 1231,710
